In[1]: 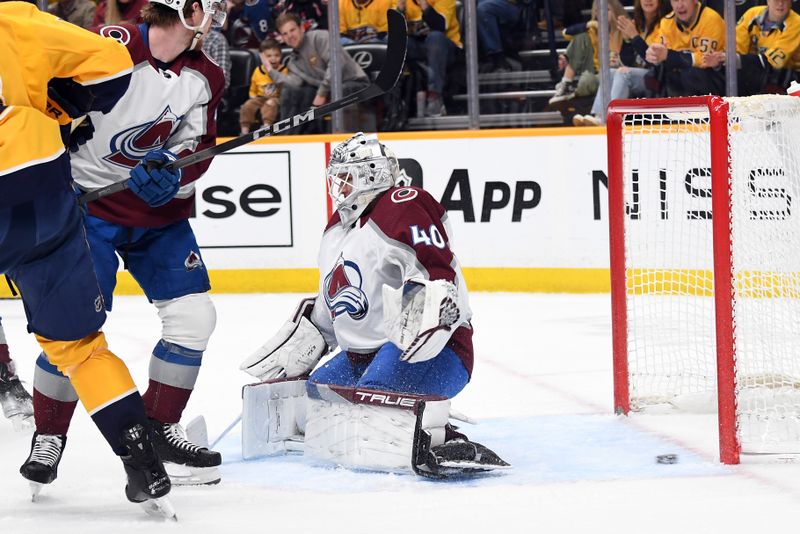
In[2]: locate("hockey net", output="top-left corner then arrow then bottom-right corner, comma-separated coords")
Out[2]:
607,95 -> 800,464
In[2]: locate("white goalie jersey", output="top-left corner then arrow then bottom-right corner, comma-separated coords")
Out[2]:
309,186 -> 474,373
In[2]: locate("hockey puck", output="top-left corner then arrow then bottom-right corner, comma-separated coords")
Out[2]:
656,454 -> 678,464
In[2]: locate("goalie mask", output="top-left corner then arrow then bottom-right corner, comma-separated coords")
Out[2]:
149,0 -> 227,49
326,133 -> 400,226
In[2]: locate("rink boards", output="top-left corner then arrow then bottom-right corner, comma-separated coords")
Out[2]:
3,127 -> 614,297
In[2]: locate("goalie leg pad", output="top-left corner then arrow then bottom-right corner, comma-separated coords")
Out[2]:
303,384 -> 450,473
242,379 -> 307,459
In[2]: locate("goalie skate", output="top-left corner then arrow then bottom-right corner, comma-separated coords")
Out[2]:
0,362 -> 33,431
413,431 -> 511,479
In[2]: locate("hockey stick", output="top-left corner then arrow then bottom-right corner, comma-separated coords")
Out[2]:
78,9 -> 408,206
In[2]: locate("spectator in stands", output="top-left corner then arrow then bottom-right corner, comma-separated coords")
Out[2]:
240,39 -> 287,133
644,0 -> 726,96
48,0 -> 96,29
227,0 -> 273,48
203,28 -> 232,90
702,0 -> 800,96
573,0 -> 670,126
476,0 -> 519,73
339,0 -> 395,44
549,0 -> 628,105
272,11 -> 371,133
399,0 -> 462,117
274,0 -> 329,31
93,0 -> 148,25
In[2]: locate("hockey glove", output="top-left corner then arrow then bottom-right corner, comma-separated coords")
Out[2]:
129,149 -> 182,207
48,77 -> 93,119
240,315 -> 327,381
68,116 -> 95,153
382,278 -> 462,363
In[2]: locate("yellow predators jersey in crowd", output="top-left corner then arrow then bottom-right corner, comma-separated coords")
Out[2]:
0,1 -> 132,176
402,0 -> 462,48
249,64 -> 289,98
658,3 -> 726,66
339,0 -> 396,35
736,6 -> 800,70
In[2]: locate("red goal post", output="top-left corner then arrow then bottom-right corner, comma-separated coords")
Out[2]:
607,95 -> 800,465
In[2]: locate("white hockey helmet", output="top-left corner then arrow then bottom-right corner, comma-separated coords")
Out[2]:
326,133 -> 400,226
149,0 -> 227,36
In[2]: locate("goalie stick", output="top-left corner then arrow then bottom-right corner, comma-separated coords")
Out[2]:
78,9 -> 408,206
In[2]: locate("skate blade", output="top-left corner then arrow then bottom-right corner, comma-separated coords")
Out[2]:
139,496 -> 177,521
165,463 -> 221,486
29,482 -> 43,502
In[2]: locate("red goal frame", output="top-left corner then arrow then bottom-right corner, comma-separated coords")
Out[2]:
606,96 -> 739,464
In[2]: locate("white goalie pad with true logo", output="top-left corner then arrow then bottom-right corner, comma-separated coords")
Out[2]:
242,379 -> 308,459
304,383 -> 450,473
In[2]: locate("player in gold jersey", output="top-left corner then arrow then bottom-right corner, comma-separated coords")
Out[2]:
645,0 -> 726,95
703,0 -> 800,95
0,0 -> 172,513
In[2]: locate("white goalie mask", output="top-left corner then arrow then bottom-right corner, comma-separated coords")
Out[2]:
326,133 -> 400,226
149,0 -> 227,48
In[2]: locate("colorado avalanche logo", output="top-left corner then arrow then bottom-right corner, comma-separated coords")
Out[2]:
104,107 -> 182,169
323,255 -> 369,320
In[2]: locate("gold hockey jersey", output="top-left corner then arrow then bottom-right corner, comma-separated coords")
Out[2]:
736,6 -> 800,70
0,2 -> 132,176
658,3 -> 726,66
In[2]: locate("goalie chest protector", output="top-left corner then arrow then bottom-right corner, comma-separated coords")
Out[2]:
311,187 -> 473,361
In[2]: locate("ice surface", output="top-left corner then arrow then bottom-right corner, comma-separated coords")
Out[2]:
2,293 -> 800,532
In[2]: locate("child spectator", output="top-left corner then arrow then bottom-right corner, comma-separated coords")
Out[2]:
549,0 -> 628,105
702,0 -> 800,96
240,39 -> 287,134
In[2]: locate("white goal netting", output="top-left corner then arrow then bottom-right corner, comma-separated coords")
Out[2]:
617,95 -> 800,454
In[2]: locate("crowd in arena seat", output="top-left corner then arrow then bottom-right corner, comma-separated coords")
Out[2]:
46,0 -> 800,132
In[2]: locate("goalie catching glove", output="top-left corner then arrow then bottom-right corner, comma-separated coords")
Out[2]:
382,278 -> 462,363
240,299 -> 328,381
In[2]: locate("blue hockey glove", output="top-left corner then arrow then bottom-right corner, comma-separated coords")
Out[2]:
129,150 -> 182,207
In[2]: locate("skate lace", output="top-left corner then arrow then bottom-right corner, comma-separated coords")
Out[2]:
163,423 -> 203,453
30,435 -> 63,467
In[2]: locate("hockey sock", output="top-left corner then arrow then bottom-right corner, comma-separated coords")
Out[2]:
143,340 -> 202,424
0,344 -> 10,365
142,380 -> 192,424
36,332 -> 146,456
33,352 -> 78,435
33,390 -> 77,435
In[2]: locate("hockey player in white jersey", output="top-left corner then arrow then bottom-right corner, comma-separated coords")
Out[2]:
240,133 -> 509,477
0,320 -> 33,430
21,0 -> 227,492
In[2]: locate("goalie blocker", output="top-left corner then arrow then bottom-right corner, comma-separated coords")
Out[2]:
241,379 -> 510,478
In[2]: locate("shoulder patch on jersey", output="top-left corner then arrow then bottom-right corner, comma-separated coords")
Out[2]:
99,25 -> 132,45
390,187 -> 419,203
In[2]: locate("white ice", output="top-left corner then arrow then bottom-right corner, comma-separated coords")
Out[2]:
2,293 -> 800,533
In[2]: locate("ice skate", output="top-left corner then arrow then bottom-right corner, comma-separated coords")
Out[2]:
413,426 -> 510,479
120,423 -> 175,520
151,418 -> 221,485
20,433 -> 66,500
0,361 -> 33,431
